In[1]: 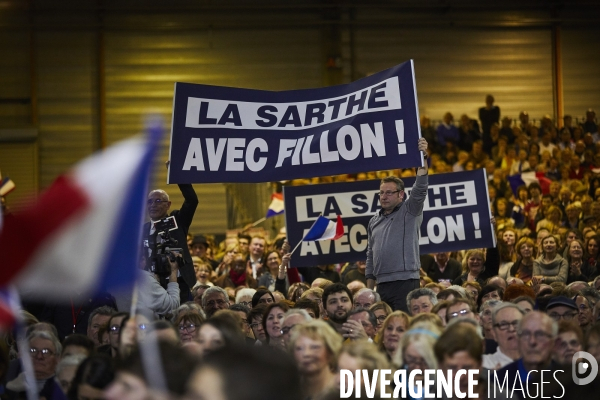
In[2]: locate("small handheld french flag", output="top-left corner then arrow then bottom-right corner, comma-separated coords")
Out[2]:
266,193 -> 284,218
303,215 -> 344,242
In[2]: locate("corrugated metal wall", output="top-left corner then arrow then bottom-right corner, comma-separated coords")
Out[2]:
354,27 -> 554,123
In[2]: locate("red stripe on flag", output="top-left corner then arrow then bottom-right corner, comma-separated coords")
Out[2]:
0,175 -> 89,285
333,215 -> 344,240
0,302 -> 15,329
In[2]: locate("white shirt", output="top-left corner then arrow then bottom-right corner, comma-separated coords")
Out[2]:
482,347 -> 514,370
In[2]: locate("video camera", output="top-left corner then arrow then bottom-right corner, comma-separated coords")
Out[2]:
149,216 -> 184,278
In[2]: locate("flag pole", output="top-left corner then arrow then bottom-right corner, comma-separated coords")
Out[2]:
7,287 -> 39,400
290,239 -> 303,255
290,213 -> 324,255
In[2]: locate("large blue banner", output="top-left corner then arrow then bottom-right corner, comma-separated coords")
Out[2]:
168,60 -> 423,183
283,170 -> 495,267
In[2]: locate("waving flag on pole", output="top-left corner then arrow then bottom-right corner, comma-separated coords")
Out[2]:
303,215 -> 344,241
0,118 -> 161,301
507,171 -> 551,197
266,193 -> 284,218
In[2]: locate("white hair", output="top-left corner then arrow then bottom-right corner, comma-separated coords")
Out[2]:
236,288 -> 257,303
282,309 -> 312,324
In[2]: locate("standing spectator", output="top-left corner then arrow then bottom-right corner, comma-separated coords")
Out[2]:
584,109 -> 598,135
479,94 -> 501,139
420,252 -> 462,284
436,113 -> 459,148
366,138 -> 429,312
246,235 -> 267,279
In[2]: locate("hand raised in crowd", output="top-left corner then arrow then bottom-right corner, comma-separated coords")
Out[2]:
341,319 -> 368,341
278,253 -> 291,280
281,239 -> 291,254
417,137 -> 428,153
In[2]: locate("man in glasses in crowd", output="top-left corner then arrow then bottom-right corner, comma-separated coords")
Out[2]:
366,137 -> 429,312
482,303 -> 525,370
145,161 -> 198,303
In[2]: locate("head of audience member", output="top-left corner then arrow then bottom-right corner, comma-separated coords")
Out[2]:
105,341 -> 196,400
424,283 -> 445,294
369,301 -> 393,333
511,295 -> 535,314
353,288 -> 379,310
175,310 -> 205,344
87,306 -> 116,348
463,281 -> 481,302
192,284 -> 210,306
323,283 -> 353,324
301,287 -> 325,318
346,308 -> 377,340
202,286 -> 230,318
249,235 -> 266,260
68,354 -> 114,400
248,304 -> 268,344
394,322 -> 441,371
336,341 -> 391,397
553,320 -> 584,366
262,302 -> 290,347
431,301 -> 450,327
147,189 -> 171,221
446,298 -> 478,323
517,311 -> 558,370
190,235 -> 210,259
462,249 -> 486,278
229,304 -> 252,338
118,314 -> 151,359
187,345 -> 302,400
568,280 -> 589,293
437,288 -> 461,302
546,296 -> 579,324
288,282 -> 310,303
347,280 -> 366,295
289,320 -> 343,396
196,314 -> 245,358
237,233 -> 251,256
479,299 -> 502,338
27,331 -> 62,380
407,288 -> 438,316
478,284 -> 504,309
434,324 -> 483,396
311,278 -> 333,289
55,354 -> 86,394
106,312 -> 128,357
376,311 -> 411,360
235,288 -> 256,309
193,258 -> 213,285
575,292 -> 598,329
281,309 -> 313,346
294,299 -> 320,319
379,176 -> 406,213
492,303 -> 525,359
487,276 -> 507,291
251,289 -> 275,308
61,334 -> 94,359
145,320 -> 179,345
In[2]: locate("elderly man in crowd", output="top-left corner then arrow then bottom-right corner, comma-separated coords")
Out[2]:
353,288 -> 380,310
280,309 -> 313,346
202,286 -> 231,318
407,287 -> 438,316
86,306 -> 116,348
483,303 -> 525,370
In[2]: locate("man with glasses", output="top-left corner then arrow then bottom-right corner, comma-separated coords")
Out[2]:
446,298 -> 479,323
280,309 -> 312,346
483,303 -> 524,370
145,165 -> 198,304
494,311 -> 559,398
248,304 -> 268,344
201,286 -> 230,318
98,312 -> 128,358
366,137 -> 429,312
546,296 -> 579,323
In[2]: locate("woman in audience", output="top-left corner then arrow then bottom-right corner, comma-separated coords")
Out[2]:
462,281 -> 481,302
68,355 -> 114,400
369,301 -> 393,334
566,238 -> 597,283
478,284 -> 504,310
375,311 -> 411,361
585,234 -> 600,274
300,287 -> 325,318
262,302 -> 290,348
175,310 -> 205,344
336,341 -> 392,398
553,320 -> 584,366
192,257 -> 214,287
506,237 -> 536,284
258,250 -> 290,294
288,282 -> 310,302
479,299 -> 502,340
533,235 -> 568,284
289,320 -> 342,400
431,300 -> 450,326
197,314 -> 245,358
215,243 -> 239,277
453,249 -> 498,286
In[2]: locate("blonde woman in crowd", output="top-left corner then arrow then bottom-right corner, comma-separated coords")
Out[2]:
369,301 -> 393,335
335,340 -> 392,398
375,311 -> 411,361
289,320 -> 343,400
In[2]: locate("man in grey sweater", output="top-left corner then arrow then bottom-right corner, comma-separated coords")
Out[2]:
366,137 -> 429,312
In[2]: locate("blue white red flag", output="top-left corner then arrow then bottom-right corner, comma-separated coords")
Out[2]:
303,215 -> 344,242
507,171 -> 551,197
266,193 -> 284,218
0,121 -> 161,301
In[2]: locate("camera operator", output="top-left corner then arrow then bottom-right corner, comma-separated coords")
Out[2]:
137,252 -> 180,319
145,161 -> 198,303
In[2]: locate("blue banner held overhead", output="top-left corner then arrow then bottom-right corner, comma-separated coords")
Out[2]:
168,60 -> 423,183
283,169 -> 495,268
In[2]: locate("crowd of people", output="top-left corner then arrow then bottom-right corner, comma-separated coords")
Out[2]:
2,97 -> 600,399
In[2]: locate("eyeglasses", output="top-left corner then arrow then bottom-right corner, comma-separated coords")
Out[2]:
448,309 -> 471,320
281,325 -> 297,335
30,348 -> 55,358
146,199 -> 169,206
376,315 -> 387,323
578,304 -> 590,311
548,312 -> 578,321
494,320 -> 520,331
205,299 -> 228,307
517,330 -> 553,342
558,339 -> 580,349
238,301 -> 252,307
379,190 -> 400,197
109,325 -> 121,333
250,322 -> 263,330
179,324 -> 197,333
138,324 -> 147,330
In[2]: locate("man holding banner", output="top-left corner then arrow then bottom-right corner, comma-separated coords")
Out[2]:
366,137 -> 428,312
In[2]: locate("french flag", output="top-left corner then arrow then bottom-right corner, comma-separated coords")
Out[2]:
265,193 -> 284,218
0,121 -> 160,302
507,171 -> 552,197
303,215 -> 344,242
